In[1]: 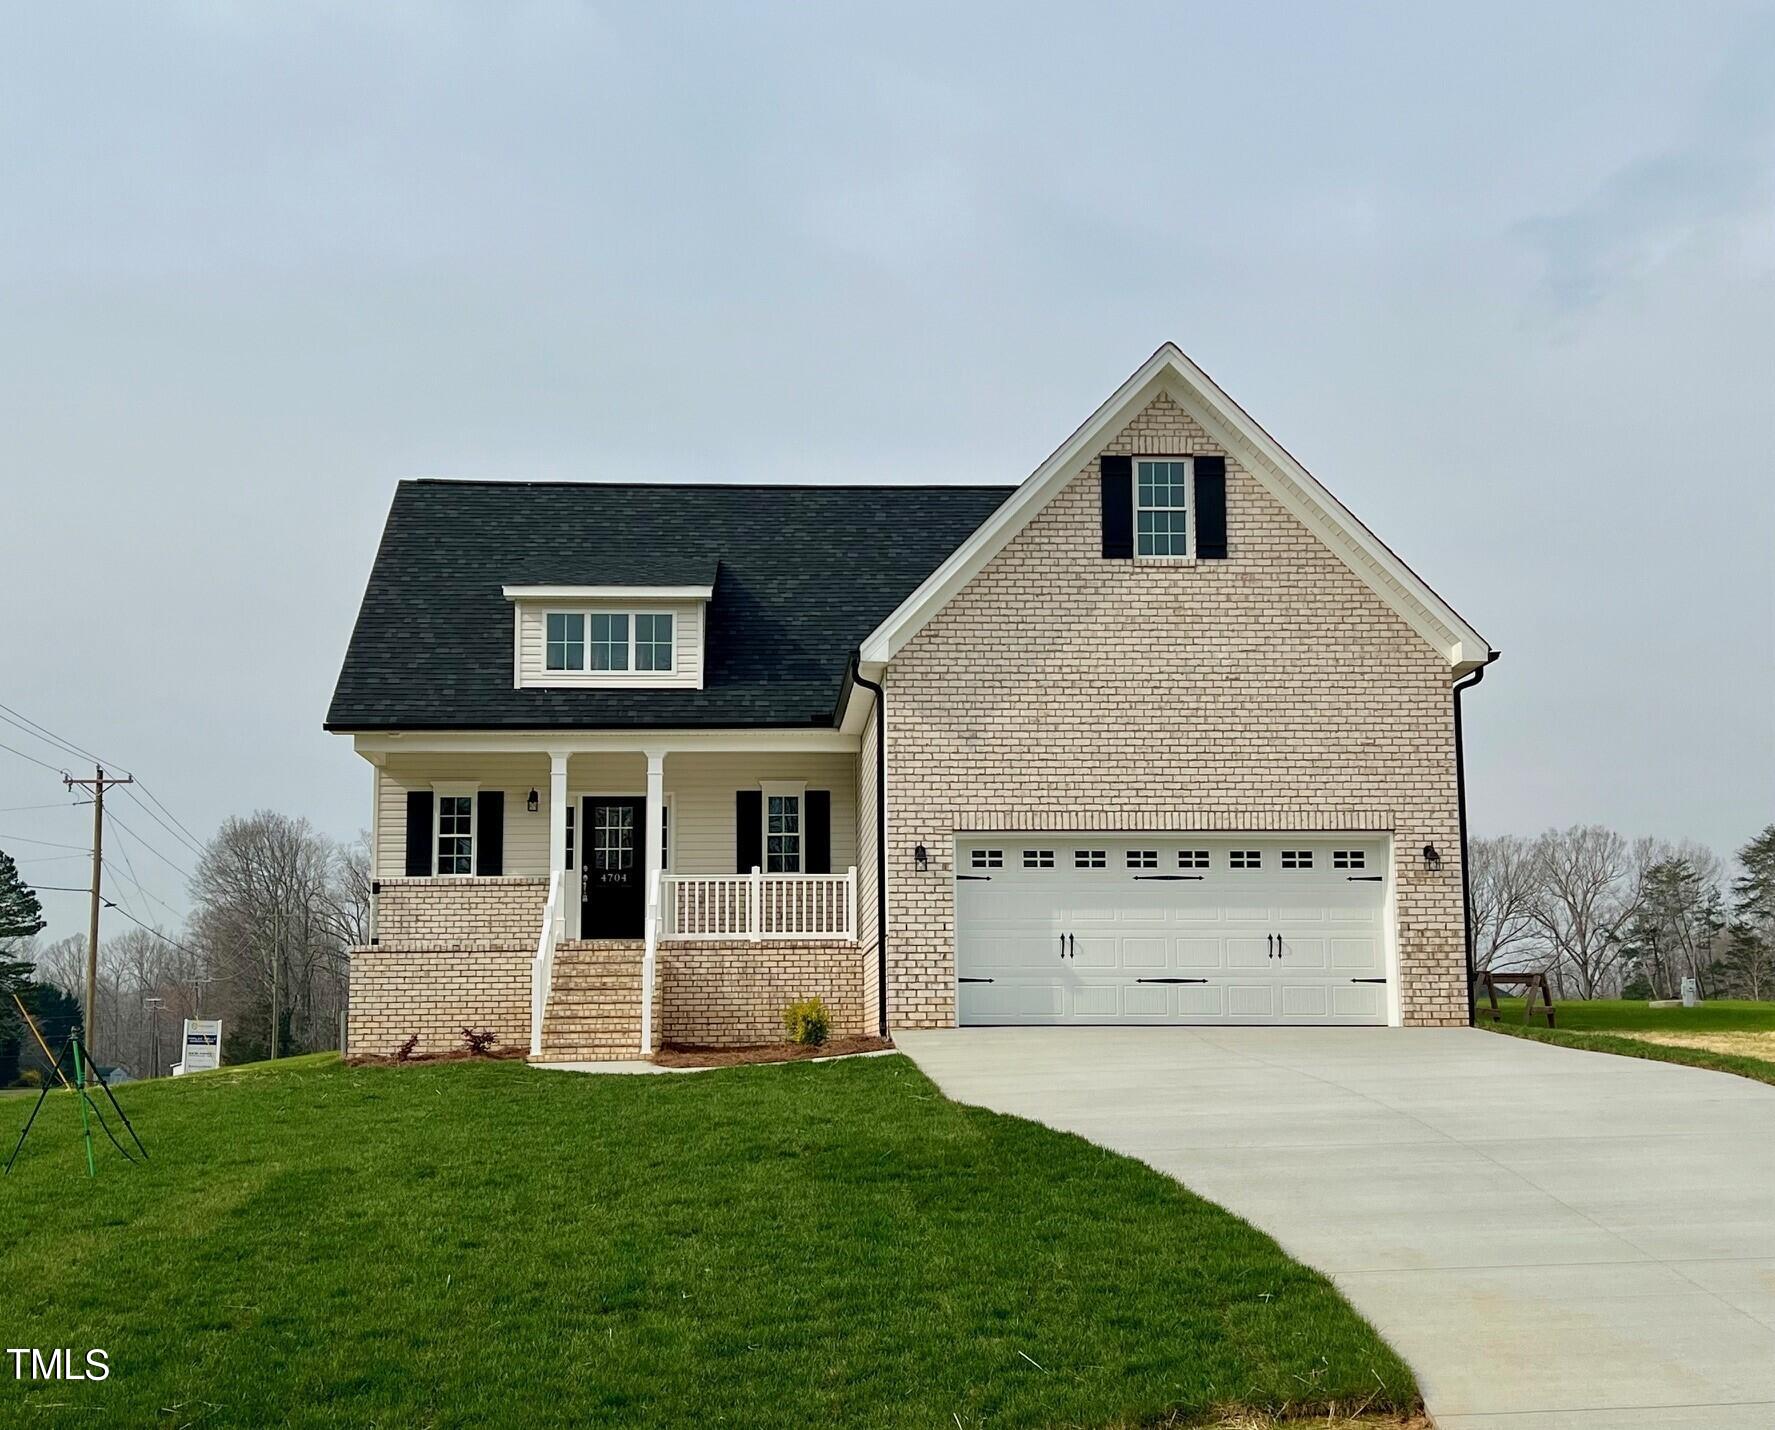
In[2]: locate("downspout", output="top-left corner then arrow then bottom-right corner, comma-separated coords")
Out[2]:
848,652 -> 889,1036
1454,651 -> 1501,1026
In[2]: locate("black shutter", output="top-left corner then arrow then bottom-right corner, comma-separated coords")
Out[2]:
1194,455 -> 1227,559
805,791 -> 832,874
404,791 -> 433,877
1100,454 -> 1133,558
476,791 -> 504,876
736,790 -> 762,872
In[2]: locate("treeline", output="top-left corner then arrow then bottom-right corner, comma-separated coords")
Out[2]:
2,812 -> 366,1082
1471,824 -> 1775,1001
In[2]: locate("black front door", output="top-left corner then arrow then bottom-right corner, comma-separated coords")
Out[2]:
581,797 -> 645,938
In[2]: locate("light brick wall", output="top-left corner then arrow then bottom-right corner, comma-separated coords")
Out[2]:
347,941 -> 531,1058
855,717 -> 882,1036
375,876 -> 546,945
881,390 -> 1467,1029
659,942 -> 866,1046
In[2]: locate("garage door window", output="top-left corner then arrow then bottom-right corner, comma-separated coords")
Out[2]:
1178,849 -> 1208,869
1281,850 -> 1313,870
1073,849 -> 1106,869
1230,849 -> 1262,869
1334,850 -> 1366,870
969,849 -> 1003,870
1022,850 -> 1054,868
1126,849 -> 1157,869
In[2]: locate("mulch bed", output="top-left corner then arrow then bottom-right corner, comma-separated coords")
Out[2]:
653,1036 -> 893,1068
348,1047 -> 530,1068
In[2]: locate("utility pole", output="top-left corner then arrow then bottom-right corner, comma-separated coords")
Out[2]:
63,766 -> 133,1055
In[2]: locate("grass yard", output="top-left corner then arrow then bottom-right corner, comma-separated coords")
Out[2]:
1481,998 -> 1775,1087
1,1053 -> 1416,1428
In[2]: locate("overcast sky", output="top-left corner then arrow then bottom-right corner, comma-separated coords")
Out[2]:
5,2 -> 1772,943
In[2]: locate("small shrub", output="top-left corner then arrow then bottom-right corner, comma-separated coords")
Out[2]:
461,1027 -> 497,1057
394,1033 -> 421,1062
782,996 -> 830,1047
16,1068 -> 43,1090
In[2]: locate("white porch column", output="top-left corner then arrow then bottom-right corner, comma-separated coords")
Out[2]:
641,749 -> 666,1053
547,751 -> 569,905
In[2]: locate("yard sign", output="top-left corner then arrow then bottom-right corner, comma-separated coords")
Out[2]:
178,1019 -> 222,1074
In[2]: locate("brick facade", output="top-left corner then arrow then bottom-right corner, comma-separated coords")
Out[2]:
880,391 -> 1467,1029
375,876 -> 546,945
659,942 -> 866,1046
347,941 -> 531,1059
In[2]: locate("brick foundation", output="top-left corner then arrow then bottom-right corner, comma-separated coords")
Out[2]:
347,941 -> 531,1059
659,942 -> 866,1046
374,876 -> 546,944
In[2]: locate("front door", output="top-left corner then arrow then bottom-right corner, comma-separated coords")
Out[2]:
581,797 -> 645,938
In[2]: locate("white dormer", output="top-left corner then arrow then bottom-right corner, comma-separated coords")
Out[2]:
503,584 -> 710,690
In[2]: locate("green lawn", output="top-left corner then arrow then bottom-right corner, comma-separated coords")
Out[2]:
1483,996 -> 1775,1034
1,1054 -> 1415,1428
1481,998 -> 1775,1088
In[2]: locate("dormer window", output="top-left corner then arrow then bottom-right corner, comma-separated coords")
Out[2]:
546,613 -> 585,671
506,584 -> 708,690
1135,458 -> 1192,558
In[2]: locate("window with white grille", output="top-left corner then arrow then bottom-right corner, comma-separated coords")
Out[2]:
1073,849 -> 1106,869
1281,850 -> 1313,870
1178,849 -> 1208,869
970,849 -> 1003,870
1022,850 -> 1054,869
1333,849 -> 1366,870
1230,849 -> 1262,869
1126,849 -> 1158,869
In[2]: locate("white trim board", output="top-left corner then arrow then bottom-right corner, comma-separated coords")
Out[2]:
858,343 -> 1493,674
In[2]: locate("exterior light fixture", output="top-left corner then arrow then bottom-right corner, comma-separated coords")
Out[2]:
1421,844 -> 1442,872
914,843 -> 928,871
527,788 -> 540,813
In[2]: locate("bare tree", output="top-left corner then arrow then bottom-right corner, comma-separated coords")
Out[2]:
1469,835 -> 1544,977
1618,845 -> 1726,999
1529,825 -> 1641,999
189,811 -> 351,1061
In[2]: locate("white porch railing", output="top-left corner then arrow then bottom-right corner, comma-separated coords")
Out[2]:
529,869 -> 565,1058
662,867 -> 857,942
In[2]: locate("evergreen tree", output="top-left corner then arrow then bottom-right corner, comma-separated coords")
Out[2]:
0,849 -> 47,1078
1724,826 -> 1775,999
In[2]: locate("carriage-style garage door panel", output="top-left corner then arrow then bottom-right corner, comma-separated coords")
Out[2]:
955,837 -> 1390,1026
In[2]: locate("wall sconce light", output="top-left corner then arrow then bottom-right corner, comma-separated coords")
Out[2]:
526,788 -> 540,814
1421,844 -> 1442,872
914,843 -> 929,871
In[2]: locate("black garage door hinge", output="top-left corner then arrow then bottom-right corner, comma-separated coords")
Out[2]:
1346,875 -> 1384,882
1350,977 -> 1387,984
1135,977 -> 1209,984
958,976 -> 995,984
1133,874 -> 1204,881
956,874 -> 992,881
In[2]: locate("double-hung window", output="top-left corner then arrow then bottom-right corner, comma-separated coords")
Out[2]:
590,613 -> 630,671
765,791 -> 802,873
1135,458 -> 1191,558
435,793 -> 475,875
545,613 -> 585,671
635,613 -> 674,672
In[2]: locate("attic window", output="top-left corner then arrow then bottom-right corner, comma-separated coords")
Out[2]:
543,611 -> 675,675
1135,458 -> 1192,558
546,613 -> 584,671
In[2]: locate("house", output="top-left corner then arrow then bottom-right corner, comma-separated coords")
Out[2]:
326,344 -> 1495,1060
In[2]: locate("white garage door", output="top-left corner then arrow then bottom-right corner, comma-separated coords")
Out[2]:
955,836 -> 1391,1026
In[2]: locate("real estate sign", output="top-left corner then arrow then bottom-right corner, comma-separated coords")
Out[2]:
177,1019 -> 222,1074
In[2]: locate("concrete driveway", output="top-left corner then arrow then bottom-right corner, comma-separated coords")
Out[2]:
896,1026 -> 1775,1429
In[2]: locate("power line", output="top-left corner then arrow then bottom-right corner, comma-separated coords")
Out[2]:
0,832 -> 91,850
100,857 -> 146,925
31,883 -> 93,894
102,854 -> 184,924
127,782 -> 206,856
0,802 -> 82,814
118,786 -> 206,860
0,739 -> 70,777
0,700 -> 120,769
107,811 -> 194,881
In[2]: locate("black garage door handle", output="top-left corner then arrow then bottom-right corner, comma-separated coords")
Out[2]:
1133,874 -> 1204,881
1135,977 -> 1208,984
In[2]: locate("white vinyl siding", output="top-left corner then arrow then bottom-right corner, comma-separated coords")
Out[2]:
374,751 -> 856,881
514,600 -> 704,689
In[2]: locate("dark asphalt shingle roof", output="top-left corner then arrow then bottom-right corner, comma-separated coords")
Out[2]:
326,480 -> 1014,730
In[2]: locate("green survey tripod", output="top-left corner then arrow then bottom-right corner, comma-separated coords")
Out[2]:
4,1016 -> 148,1178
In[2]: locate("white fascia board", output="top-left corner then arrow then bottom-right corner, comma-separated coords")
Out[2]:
501,585 -> 714,602
859,343 -> 1494,671
351,728 -> 861,757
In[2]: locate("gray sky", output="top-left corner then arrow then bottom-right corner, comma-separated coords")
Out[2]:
5,2 -> 1772,943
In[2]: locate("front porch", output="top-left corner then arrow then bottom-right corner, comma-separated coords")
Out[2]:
348,730 -> 872,1062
